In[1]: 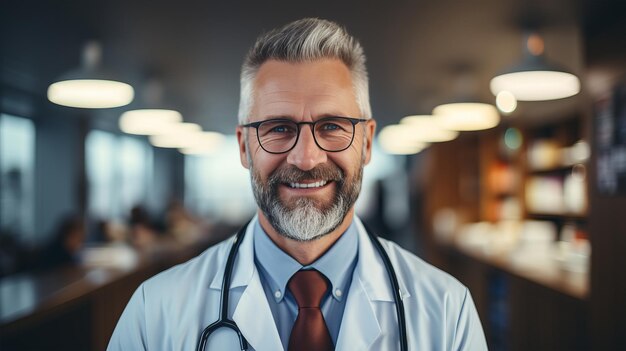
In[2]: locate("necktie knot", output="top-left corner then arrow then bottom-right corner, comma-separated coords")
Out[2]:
288,269 -> 328,308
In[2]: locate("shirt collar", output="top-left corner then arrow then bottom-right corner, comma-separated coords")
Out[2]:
253,218 -> 359,303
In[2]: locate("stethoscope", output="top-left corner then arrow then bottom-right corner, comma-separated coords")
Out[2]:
196,220 -> 408,351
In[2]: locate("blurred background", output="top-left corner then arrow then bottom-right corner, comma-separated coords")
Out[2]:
1,0 -> 625,350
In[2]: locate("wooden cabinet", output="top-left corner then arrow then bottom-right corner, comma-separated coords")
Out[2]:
424,113 -> 592,350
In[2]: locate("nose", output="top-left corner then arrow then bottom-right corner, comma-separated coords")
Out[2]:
286,125 -> 327,171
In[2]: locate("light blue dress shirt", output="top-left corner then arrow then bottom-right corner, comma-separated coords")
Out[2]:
253,220 -> 358,350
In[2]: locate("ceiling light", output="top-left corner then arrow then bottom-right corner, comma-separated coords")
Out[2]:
495,91 -> 517,114
119,109 -> 182,135
490,34 -> 580,101
47,41 -> 134,108
399,115 -> 459,142
433,102 -> 500,131
119,80 -> 183,135
179,132 -> 226,155
378,125 -> 428,155
149,123 -> 202,148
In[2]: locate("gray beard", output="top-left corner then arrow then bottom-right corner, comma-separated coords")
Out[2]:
251,163 -> 362,242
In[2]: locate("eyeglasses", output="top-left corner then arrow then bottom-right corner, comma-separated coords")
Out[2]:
241,116 -> 369,154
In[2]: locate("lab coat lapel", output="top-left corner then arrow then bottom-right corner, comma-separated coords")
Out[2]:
334,270 -> 382,350
233,270 -> 283,351
335,218 -> 388,350
209,217 -> 283,351
335,218 -> 411,350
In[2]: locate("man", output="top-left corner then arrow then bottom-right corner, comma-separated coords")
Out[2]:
108,18 -> 487,350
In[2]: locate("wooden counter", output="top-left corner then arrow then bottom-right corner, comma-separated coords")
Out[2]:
444,241 -> 589,300
432,239 -> 590,351
0,231 -> 232,351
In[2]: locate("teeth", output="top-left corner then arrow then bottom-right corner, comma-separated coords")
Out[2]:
289,180 -> 328,189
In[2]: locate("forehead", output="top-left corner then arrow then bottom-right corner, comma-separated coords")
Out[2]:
251,59 -> 359,119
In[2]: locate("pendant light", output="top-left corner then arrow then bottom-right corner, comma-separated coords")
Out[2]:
179,131 -> 226,155
150,124 -> 226,155
399,115 -> 459,142
47,41 -> 134,108
378,124 -> 428,155
490,33 -> 580,101
433,102 -> 500,131
119,80 -> 182,135
433,68 -> 500,131
149,122 -> 202,148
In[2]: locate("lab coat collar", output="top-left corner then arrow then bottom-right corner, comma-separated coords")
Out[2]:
208,215 -> 284,350
334,271 -> 382,350
232,268 -> 284,351
352,217 -> 411,302
208,216 -> 257,291
334,217 -> 411,350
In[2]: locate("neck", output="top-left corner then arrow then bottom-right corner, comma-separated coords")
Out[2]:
258,208 -> 355,265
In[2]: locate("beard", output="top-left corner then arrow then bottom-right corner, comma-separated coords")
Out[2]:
251,162 -> 363,242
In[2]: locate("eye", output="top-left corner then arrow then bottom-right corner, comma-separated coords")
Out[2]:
317,118 -> 350,132
320,122 -> 340,131
269,124 -> 294,133
259,120 -> 297,136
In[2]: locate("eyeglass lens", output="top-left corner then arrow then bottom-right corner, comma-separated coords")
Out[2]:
256,118 -> 355,153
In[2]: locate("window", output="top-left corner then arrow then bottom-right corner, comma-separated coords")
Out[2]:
86,130 -> 152,221
185,135 -> 256,224
0,114 -> 35,242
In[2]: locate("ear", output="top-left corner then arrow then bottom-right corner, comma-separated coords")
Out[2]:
363,119 -> 376,165
236,126 -> 250,169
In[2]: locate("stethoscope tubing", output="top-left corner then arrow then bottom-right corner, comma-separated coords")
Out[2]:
197,222 -> 250,351
361,221 -> 408,351
196,220 -> 408,351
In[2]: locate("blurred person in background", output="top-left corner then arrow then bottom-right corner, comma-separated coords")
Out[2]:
0,230 -> 23,276
109,18 -> 487,350
128,205 -> 158,249
37,215 -> 85,270
166,200 -> 202,244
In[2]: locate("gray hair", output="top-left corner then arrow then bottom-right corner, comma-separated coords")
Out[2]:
238,18 -> 371,123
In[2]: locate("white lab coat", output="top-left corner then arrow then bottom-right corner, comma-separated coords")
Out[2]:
108,216 -> 487,350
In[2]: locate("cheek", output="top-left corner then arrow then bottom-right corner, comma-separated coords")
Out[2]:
329,152 -> 361,179
251,153 -> 285,180
344,138 -> 366,164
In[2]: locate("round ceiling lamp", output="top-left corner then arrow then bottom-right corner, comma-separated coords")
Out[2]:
179,132 -> 226,155
119,80 -> 183,135
378,125 -> 428,155
119,109 -> 182,135
433,102 -> 500,131
490,34 -> 580,101
47,41 -> 134,108
399,115 -> 459,142
149,122 -> 202,148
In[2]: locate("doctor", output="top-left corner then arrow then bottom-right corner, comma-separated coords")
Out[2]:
108,18 -> 487,351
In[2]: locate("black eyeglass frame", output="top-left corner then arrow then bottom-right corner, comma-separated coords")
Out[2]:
241,116 -> 369,154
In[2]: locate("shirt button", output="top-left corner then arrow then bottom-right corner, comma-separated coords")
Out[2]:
335,289 -> 342,298
274,290 -> 282,299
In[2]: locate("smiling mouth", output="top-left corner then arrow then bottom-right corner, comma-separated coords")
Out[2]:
286,180 -> 330,189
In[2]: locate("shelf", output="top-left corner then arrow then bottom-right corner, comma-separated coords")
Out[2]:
528,164 -> 580,174
527,212 -> 587,220
438,240 -> 589,301
491,192 -> 517,199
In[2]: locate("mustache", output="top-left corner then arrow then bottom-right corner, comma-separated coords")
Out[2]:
268,164 -> 344,186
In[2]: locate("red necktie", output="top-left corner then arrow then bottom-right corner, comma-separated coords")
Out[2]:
287,269 -> 334,351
